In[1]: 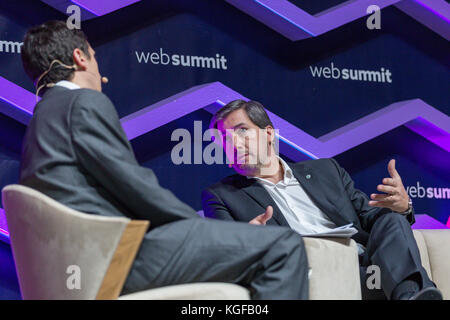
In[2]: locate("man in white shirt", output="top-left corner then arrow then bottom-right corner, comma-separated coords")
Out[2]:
202,99 -> 442,300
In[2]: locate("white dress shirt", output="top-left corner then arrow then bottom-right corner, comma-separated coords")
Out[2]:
249,157 -> 337,235
248,157 -> 365,255
55,80 -> 80,90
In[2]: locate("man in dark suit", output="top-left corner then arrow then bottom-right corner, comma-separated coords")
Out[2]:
18,21 -> 310,299
202,99 -> 443,300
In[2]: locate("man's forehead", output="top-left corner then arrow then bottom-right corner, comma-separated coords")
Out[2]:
217,109 -> 250,130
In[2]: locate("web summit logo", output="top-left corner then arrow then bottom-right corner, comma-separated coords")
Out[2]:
309,62 -> 392,83
135,48 -> 228,70
406,182 -> 450,200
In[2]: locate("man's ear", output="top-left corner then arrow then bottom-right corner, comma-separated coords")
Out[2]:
72,48 -> 87,71
266,126 -> 275,145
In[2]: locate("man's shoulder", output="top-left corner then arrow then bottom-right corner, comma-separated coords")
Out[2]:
289,157 -> 337,171
205,158 -> 339,189
74,88 -> 110,100
72,88 -> 113,110
67,89 -> 118,123
288,158 -> 345,181
37,87 -> 111,112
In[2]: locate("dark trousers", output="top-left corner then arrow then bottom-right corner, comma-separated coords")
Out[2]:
122,218 -> 309,299
359,212 -> 434,300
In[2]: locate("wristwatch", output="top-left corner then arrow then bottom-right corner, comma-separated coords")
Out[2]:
398,197 -> 413,216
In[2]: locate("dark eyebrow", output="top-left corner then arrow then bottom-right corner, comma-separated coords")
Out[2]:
232,123 -> 247,130
218,123 -> 248,137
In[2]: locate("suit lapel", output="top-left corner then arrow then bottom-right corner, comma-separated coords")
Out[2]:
290,162 -> 350,227
237,178 -> 290,227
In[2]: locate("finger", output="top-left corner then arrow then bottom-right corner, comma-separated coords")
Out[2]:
372,194 -> 399,202
250,214 -> 265,225
388,159 -> 400,179
257,207 -> 271,220
265,205 -> 273,217
377,184 -> 397,195
382,177 -> 396,187
370,193 -> 390,201
253,206 -> 273,225
368,200 -> 391,208
261,206 -> 273,223
255,213 -> 266,223
249,218 -> 262,225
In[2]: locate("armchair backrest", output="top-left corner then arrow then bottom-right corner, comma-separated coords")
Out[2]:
2,184 -> 149,300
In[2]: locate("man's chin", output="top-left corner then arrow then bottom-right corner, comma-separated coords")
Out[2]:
234,163 -> 259,176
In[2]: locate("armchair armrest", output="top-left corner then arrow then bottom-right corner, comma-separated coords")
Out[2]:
303,237 -> 361,300
415,229 -> 450,300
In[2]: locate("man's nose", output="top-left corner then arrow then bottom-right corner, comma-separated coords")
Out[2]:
233,134 -> 246,152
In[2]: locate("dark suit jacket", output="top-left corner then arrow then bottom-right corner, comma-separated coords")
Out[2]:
20,86 -> 199,229
202,158 -> 415,246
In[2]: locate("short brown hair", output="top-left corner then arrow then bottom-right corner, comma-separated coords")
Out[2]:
21,20 -> 91,96
210,99 -> 273,130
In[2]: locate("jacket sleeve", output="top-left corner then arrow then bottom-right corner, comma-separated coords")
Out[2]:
70,89 -> 199,227
329,158 -> 415,232
201,187 -> 235,221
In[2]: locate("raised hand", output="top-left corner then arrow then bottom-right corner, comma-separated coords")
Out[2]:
368,159 -> 410,213
249,205 -> 273,225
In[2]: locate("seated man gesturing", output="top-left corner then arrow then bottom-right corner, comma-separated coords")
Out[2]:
202,99 -> 442,300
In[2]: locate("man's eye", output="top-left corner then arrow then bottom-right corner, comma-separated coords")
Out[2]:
238,128 -> 248,133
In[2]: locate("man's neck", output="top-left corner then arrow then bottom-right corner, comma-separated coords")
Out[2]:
254,156 -> 284,184
70,78 -> 93,90
71,73 -> 100,92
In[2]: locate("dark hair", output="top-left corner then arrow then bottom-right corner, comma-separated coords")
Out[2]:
21,20 -> 91,96
210,99 -> 274,130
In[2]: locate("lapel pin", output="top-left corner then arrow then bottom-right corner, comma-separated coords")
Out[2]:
306,174 -> 311,179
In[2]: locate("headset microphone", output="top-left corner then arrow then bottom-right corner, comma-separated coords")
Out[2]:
35,60 -> 110,101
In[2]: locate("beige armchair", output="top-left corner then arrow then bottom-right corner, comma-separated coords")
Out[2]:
2,184 -> 448,300
2,184 -> 249,300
